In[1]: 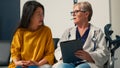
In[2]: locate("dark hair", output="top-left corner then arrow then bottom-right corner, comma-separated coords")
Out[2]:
19,1 -> 44,28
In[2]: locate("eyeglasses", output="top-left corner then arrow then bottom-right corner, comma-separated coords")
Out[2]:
70,10 -> 86,15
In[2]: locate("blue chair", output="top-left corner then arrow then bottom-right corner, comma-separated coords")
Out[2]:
53,38 -> 59,63
0,41 -> 11,68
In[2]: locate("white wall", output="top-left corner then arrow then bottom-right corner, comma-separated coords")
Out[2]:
37,0 -> 110,38
111,0 -> 120,68
20,0 -> 28,16
21,0 -> 110,38
37,0 -> 74,38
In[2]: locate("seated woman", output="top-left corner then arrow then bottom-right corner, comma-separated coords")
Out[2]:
53,1 -> 110,68
8,1 -> 54,68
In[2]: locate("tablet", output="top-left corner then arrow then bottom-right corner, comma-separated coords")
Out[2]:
60,40 -> 83,63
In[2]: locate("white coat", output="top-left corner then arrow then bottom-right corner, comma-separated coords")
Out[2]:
53,24 -> 110,68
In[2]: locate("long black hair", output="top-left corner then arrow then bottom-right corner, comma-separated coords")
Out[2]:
19,1 -> 44,28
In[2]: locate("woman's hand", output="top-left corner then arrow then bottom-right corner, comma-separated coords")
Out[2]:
14,59 -> 48,67
28,61 -> 39,66
75,50 -> 95,63
14,60 -> 30,68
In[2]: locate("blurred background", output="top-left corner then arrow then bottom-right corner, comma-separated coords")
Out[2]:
0,0 -> 119,68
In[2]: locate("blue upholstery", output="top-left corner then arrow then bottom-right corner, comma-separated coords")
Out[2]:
0,41 -> 11,68
53,38 -> 59,63
53,38 -> 59,49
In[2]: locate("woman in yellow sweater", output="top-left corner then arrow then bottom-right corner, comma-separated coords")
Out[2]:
9,1 -> 54,68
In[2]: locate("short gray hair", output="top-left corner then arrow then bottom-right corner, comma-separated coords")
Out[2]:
74,1 -> 93,21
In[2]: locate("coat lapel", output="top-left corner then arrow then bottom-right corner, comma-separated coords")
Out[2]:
83,24 -> 94,50
69,26 -> 76,40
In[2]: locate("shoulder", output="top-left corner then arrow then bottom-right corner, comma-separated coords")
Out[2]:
42,25 -> 51,31
90,24 -> 105,37
61,26 -> 76,38
90,24 -> 100,30
41,25 -> 52,34
64,26 -> 76,32
90,24 -> 103,33
15,28 -> 25,34
12,28 -> 25,37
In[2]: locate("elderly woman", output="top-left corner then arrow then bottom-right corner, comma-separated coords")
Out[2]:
9,1 -> 54,68
53,1 -> 109,68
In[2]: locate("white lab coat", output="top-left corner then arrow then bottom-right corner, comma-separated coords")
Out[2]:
53,24 -> 110,68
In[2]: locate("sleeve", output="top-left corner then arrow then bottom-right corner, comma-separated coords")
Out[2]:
43,28 -> 55,65
89,29 -> 110,66
54,28 -> 70,61
11,29 -> 22,60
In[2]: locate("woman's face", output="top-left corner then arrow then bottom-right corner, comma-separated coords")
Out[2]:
29,7 -> 44,31
72,5 -> 87,25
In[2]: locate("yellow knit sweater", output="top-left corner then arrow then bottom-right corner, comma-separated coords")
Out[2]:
9,26 -> 54,68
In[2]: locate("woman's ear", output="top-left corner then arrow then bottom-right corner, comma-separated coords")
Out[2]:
85,11 -> 90,19
85,11 -> 89,17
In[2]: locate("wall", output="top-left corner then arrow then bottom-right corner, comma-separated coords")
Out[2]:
36,0 -> 110,38
21,0 -> 110,38
0,0 -> 20,41
111,0 -> 120,68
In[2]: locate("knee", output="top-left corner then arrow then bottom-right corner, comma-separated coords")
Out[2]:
56,63 -> 74,68
40,64 -> 52,68
76,63 -> 90,68
28,65 -> 38,68
16,65 -> 38,68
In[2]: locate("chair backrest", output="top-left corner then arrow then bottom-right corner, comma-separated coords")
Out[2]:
53,38 -> 59,63
0,41 -> 11,66
53,38 -> 59,49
